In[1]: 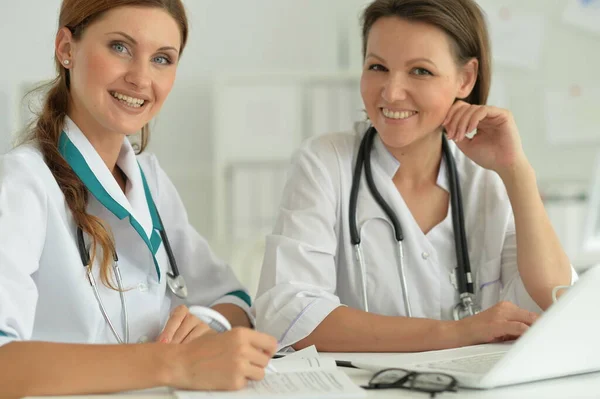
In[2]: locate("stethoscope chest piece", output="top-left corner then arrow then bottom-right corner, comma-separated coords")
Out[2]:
453,293 -> 481,320
167,273 -> 188,299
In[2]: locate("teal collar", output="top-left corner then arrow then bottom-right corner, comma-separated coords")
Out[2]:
0,330 -> 15,338
58,131 -> 163,281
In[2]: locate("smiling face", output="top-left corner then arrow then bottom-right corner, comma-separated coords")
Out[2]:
58,5 -> 182,136
360,17 -> 477,152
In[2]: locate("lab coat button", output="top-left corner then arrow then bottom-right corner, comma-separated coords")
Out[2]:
422,252 -> 430,260
138,283 -> 148,292
137,336 -> 149,343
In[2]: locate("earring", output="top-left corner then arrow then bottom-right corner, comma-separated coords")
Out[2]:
63,59 -> 70,66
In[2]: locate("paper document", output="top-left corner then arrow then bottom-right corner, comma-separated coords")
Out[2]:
175,346 -> 366,399
268,345 -> 337,373
175,371 -> 365,399
563,0 -> 600,35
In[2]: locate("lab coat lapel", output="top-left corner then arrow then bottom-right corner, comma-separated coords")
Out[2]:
62,118 -> 133,214
115,142 -> 154,240
59,117 -> 163,280
436,151 -> 450,193
62,117 -> 154,239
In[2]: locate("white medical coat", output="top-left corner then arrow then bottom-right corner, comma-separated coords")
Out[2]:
0,117 -> 250,347
254,122 -> 576,349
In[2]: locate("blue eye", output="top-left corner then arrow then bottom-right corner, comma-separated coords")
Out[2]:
111,42 -> 129,54
368,64 -> 388,72
412,67 -> 433,76
153,55 -> 172,65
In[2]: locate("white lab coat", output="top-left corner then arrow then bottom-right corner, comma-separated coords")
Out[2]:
254,122 -> 577,349
0,117 -> 250,347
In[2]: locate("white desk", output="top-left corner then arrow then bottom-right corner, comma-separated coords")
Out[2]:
26,347 -> 600,399
323,351 -> 600,398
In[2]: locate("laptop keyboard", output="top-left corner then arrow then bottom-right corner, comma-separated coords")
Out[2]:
421,352 -> 506,374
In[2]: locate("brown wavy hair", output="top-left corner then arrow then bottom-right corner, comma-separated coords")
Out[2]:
361,0 -> 491,105
26,0 -> 188,288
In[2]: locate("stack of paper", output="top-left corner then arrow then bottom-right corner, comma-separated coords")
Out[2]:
175,346 -> 366,399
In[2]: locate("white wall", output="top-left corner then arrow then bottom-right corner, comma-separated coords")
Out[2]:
0,0 -> 61,148
148,0 -> 345,239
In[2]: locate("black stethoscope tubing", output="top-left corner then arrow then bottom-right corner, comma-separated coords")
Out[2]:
349,126 -> 474,298
76,207 -> 185,296
76,215 -> 181,280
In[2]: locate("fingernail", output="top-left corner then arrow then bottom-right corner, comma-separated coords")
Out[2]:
161,338 -> 170,344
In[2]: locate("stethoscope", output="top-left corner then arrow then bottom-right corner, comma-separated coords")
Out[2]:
77,203 -> 188,344
349,126 -> 481,320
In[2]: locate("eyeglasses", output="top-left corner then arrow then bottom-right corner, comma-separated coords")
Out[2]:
362,368 -> 458,398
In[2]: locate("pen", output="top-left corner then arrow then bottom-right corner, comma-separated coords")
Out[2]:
188,307 -> 278,372
335,360 -> 384,372
266,363 -> 278,373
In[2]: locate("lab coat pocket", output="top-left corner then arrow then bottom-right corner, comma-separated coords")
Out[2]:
476,257 -> 502,311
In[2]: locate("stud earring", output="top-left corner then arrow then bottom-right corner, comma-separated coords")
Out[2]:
63,59 -> 70,66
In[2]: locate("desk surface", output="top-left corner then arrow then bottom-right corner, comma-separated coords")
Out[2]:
26,347 -> 600,399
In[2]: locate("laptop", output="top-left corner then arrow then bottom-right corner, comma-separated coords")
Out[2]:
409,265 -> 600,389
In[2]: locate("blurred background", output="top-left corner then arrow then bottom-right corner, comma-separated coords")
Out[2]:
1,0 -> 599,296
